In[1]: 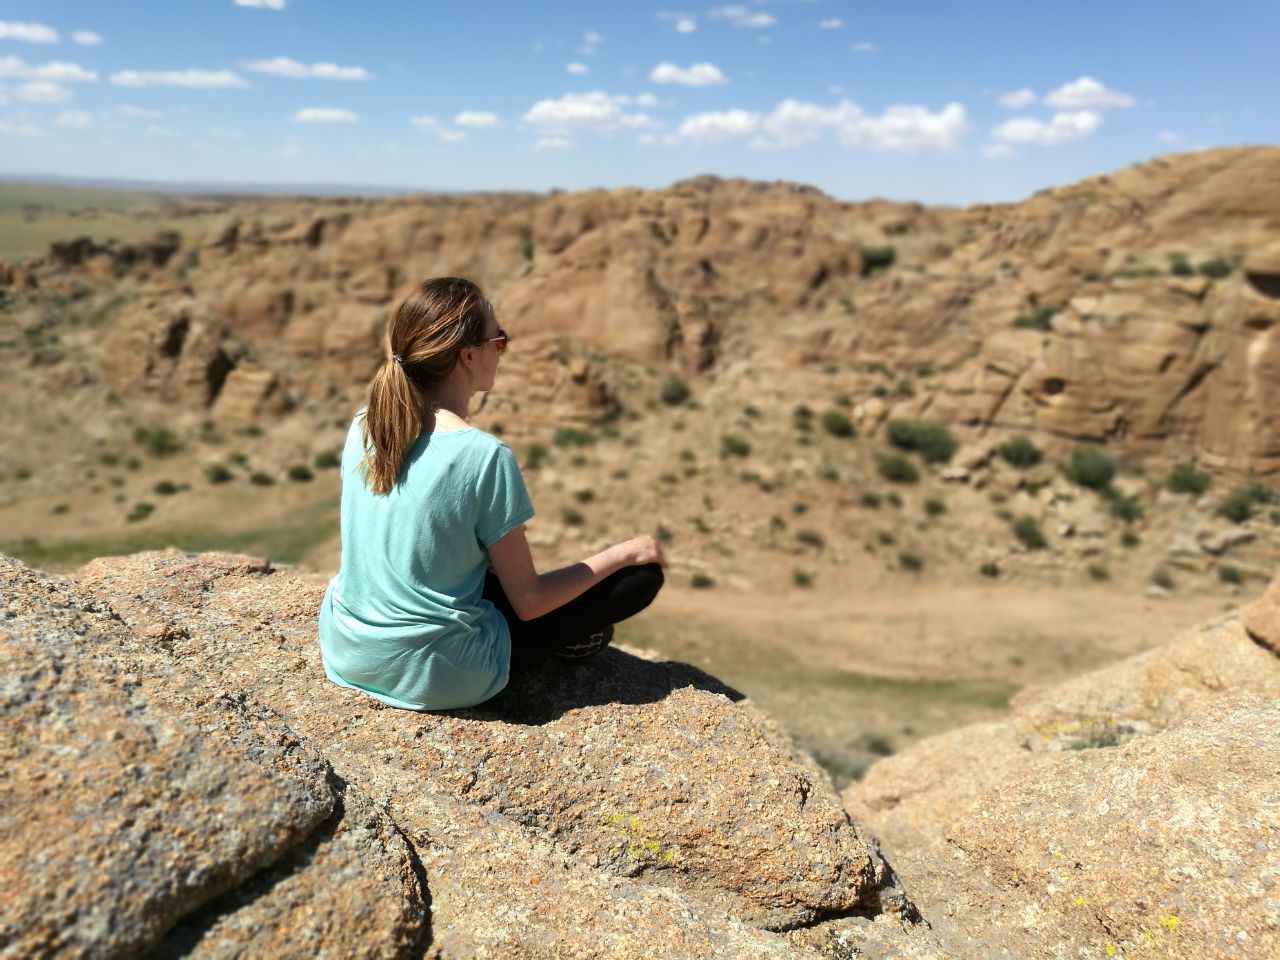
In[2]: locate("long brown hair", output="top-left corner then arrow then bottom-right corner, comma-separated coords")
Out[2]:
361,277 -> 490,494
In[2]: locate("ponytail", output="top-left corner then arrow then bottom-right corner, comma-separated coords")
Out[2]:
359,277 -> 489,495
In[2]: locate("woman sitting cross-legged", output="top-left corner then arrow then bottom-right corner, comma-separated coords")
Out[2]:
318,276 -> 665,711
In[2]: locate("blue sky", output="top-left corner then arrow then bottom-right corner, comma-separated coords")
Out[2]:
1,0 -> 1276,205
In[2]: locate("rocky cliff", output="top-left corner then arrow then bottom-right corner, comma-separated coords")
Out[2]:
2,548 -> 1277,958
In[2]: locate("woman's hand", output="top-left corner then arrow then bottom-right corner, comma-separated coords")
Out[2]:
616,534 -> 665,568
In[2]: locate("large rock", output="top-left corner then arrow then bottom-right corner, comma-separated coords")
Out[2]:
844,591 -> 1280,960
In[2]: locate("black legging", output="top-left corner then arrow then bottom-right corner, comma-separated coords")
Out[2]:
482,563 -> 664,672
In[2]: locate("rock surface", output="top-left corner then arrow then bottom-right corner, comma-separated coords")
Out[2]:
844,578 -> 1280,960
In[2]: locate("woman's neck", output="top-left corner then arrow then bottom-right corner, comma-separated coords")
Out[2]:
424,379 -> 472,429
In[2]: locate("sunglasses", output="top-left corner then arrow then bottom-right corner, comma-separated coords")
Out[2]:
481,329 -> 509,354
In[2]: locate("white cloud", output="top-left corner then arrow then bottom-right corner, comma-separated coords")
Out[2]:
0,119 -> 44,136
566,62 -> 589,75
54,110 -> 93,129
578,30 -> 603,55
1043,76 -> 1134,110
981,142 -> 1015,159
455,110 -> 498,128
649,62 -> 727,86
234,0 -> 286,8
117,104 -> 162,118
668,98 -> 967,152
0,22 -> 58,43
998,88 -> 1036,109
17,81 -> 73,103
534,136 -> 573,150
1156,130 -> 1181,143
0,57 -> 98,82
657,11 -> 697,33
708,6 -> 775,28
851,41 -> 878,53
293,107 -> 358,123
819,18 -> 843,29
634,92 -> 659,108
241,56 -> 371,80
409,115 -> 466,142
72,30 -> 103,46
111,69 -> 248,89
991,110 -> 1101,146
522,91 -> 656,133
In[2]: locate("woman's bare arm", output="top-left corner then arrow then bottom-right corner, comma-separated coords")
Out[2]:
487,526 -> 664,621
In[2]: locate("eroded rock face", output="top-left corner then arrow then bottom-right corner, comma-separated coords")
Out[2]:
844,582 -> 1280,960
2,550 -> 925,958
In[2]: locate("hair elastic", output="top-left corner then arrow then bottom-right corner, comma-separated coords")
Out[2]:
391,353 -> 404,365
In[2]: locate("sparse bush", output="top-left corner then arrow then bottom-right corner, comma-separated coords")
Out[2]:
792,405 -> 814,431
553,427 -> 596,448
898,551 -> 924,572
860,245 -> 897,275
1013,306 -> 1058,331
924,497 -> 946,517
870,384 -> 888,398
1216,484 -> 1276,524
1197,256 -> 1237,279
877,530 -> 896,546
885,492 -> 903,507
690,573 -> 715,589
742,404 -> 760,418
1168,252 -> 1193,277
820,410 -> 855,438
153,480 -> 180,496
877,453 -> 920,484
205,464 -> 234,484
1121,529 -> 1141,548
1087,564 -> 1110,582
126,502 -> 154,523
792,570 -> 813,588
525,443 -> 549,470
51,503 -> 70,515
721,434 -> 752,458
1218,564 -> 1245,585
134,425 -> 181,457
1012,515 -> 1047,550
314,450 -> 341,470
860,491 -> 882,509
655,525 -> 673,542
561,507 -> 585,526
895,379 -> 915,399
886,420 -> 957,464
834,393 -> 853,408
818,467 -> 839,482
795,529 -> 825,549
998,435 -> 1041,468
980,561 -> 1000,578
98,452 -> 120,467
572,488 -> 595,504
1151,568 -> 1175,591
660,375 -> 690,406
1166,462 -> 1210,495
239,423 -> 264,438
1063,445 -> 1115,491
1271,510 -> 1280,526
249,471 -> 275,486
1106,490 -> 1143,523
287,464 -> 314,483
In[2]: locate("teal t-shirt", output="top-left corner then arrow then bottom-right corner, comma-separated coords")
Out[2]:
318,413 -> 534,710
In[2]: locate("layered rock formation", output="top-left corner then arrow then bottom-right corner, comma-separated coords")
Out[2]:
1,551 -> 935,958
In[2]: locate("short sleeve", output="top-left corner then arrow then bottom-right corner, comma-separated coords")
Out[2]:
475,442 -> 535,549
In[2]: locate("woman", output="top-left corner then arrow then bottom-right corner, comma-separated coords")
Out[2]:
319,277 -> 665,711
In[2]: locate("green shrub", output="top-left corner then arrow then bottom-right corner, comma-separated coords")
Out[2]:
834,393 -> 853,408
1218,564 -> 1244,585
314,450 -> 341,470
792,570 -> 813,588
886,420 -> 957,464
655,524 -> 673,542
870,384 -> 888,398
1012,306 -> 1058,331
98,452 -> 120,467
998,435 -> 1041,468
249,471 -> 275,486
1197,256 -> 1236,279
877,453 -> 919,484
924,497 -> 946,517
820,410 -> 855,438
1087,564 -> 1110,582
1151,568 -> 1175,591
792,405 -> 813,431
553,427 -> 596,448
1063,445 -> 1115,490
134,425 -> 181,457
860,491 -> 882,509
721,434 -> 752,458
690,573 -> 715,589
886,491 -> 903,507
877,530 -> 896,546
561,507 -> 585,526
1121,529 -> 1141,548
126,502 -> 154,523
1272,510 -> 1280,527
1012,515 -> 1046,550
980,561 -> 1000,579
1168,252 -> 1193,277
239,423 -> 264,438
572,488 -> 595,504
895,379 -> 915,399
795,529 -> 825,549
525,443 -> 549,470
660,375 -> 690,406
1166,462 -> 1210,495
1216,484 -> 1276,524
51,503 -> 70,515
287,464 -> 314,483
1106,490 -> 1143,523
860,245 -> 897,275
205,464 -> 234,484
153,480 -> 180,496
898,551 -> 924,572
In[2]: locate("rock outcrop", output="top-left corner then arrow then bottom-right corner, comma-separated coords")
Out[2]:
2,551 -> 929,958
844,588 -> 1280,959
